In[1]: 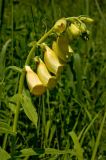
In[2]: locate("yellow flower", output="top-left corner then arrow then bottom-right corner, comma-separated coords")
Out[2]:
25,66 -> 46,96
52,35 -> 73,62
36,58 -> 56,89
44,45 -> 64,78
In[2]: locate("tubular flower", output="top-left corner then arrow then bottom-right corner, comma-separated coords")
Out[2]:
52,35 -> 73,62
36,58 -> 56,89
25,66 -> 46,96
44,45 -> 64,78
54,18 -> 67,34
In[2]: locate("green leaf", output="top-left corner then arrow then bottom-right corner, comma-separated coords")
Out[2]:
45,120 -> 51,140
49,125 -> 56,146
0,122 -> 16,135
69,131 -> 83,160
0,128 -> 16,135
0,147 -> 11,160
21,148 -> 38,156
45,148 -> 74,155
21,89 -> 38,128
20,148 -> 74,157
8,94 -> 19,113
0,121 -> 10,129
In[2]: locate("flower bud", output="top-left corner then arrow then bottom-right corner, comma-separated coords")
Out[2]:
44,45 -> 64,78
54,18 -> 67,34
25,66 -> 46,96
79,22 -> 87,33
79,17 -> 94,23
68,23 -> 81,37
36,58 -> 56,89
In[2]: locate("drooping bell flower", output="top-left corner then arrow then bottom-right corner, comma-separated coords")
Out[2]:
25,66 -> 46,96
52,35 -> 73,62
79,22 -> 89,41
35,58 -> 56,89
43,44 -> 64,78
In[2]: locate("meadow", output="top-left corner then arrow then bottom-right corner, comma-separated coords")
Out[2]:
0,0 -> 106,159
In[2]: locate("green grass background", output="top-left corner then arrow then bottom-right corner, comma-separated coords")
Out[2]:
0,0 -> 106,159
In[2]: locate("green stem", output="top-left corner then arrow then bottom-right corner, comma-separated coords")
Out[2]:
37,27 -> 54,44
85,0 -> 89,15
12,26 -> 54,133
2,134 -> 8,150
11,0 -> 14,65
12,70 -> 26,132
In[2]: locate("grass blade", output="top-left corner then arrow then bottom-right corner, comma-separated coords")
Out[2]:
91,111 -> 106,160
80,111 -> 100,145
69,131 -> 83,160
0,39 -> 11,80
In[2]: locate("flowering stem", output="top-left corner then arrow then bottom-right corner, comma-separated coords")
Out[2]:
13,26 -> 54,133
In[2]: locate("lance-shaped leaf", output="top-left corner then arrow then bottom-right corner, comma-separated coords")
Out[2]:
21,89 -> 38,128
